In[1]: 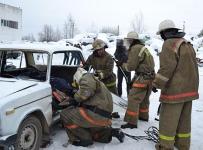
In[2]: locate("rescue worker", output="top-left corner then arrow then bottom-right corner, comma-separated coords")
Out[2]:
83,39 -> 118,95
60,68 -> 124,147
153,19 -> 199,150
114,39 -> 131,97
116,31 -> 155,129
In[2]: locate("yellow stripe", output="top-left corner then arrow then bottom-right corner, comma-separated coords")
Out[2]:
159,134 -> 175,141
177,133 -> 191,138
138,47 -> 146,57
105,81 -> 116,87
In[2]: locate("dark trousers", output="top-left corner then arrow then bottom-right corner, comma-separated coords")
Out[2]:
117,68 -> 131,97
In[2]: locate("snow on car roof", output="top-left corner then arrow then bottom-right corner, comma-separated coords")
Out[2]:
0,43 -> 81,54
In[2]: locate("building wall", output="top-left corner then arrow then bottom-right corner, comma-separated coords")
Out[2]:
0,3 -> 22,42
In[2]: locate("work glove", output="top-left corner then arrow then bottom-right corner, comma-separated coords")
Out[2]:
94,70 -> 104,80
69,98 -> 79,106
152,86 -> 158,93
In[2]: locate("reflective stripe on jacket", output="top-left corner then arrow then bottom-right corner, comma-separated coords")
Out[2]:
153,38 -> 199,103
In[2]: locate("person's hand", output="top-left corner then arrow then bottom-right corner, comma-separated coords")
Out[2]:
68,98 -> 79,106
95,71 -> 104,80
152,86 -> 158,93
59,97 -> 79,107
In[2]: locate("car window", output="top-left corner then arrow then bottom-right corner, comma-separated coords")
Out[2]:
33,53 -> 48,65
4,51 -> 26,71
0,50 -> 48,81
52,51 -> 82,66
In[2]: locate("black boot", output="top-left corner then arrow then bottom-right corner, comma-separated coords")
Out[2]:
111,112 -> 120,118
121,123 -> 137,129
112,128 -> 125,143
72,140 -> 93,147
139,117 -> 149,122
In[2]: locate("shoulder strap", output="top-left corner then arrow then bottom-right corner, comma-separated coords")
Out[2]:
172,38 -> 187,53
138,46 -> 146,57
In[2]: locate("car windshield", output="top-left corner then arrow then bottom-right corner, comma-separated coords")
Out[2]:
0,50 -> 49,81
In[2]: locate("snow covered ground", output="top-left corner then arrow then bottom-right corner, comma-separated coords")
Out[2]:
41,39 -> 203,150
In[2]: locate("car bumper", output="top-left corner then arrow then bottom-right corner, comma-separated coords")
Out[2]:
0,134 -> 16,150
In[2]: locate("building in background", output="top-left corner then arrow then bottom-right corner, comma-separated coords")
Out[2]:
0,3 -> 22,42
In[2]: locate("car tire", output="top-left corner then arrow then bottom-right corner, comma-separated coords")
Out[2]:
15,116 -> 42,150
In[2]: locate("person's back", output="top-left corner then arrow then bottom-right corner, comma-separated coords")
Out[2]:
75,73 -> 113,113
114,39 -> 131,96
128,44 -> 155,76
153,19 -> 199,150
114,39 -> 128,62
157,38 -> 199,102
60,68 -> 124,147
116,32 -> 155,129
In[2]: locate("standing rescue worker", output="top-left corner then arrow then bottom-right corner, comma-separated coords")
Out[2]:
60,68 -> 124,147
116,31 -> 155,129
114,39 -> 131,97
83,39 -> 118,95
153,19 -> 199,150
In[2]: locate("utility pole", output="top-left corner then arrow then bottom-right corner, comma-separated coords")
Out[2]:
117,25 -> 120,36
183,21 -> 186,32
71,23 -> 74,38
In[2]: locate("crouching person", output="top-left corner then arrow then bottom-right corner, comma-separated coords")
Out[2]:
60,68 -> 125,147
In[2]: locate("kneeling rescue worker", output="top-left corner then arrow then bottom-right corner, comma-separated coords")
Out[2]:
60,68 -> 124,147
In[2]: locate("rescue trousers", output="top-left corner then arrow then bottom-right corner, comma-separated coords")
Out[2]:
60,106 -> 112,144
156,101 -> 192,150
124,81 -> 152,126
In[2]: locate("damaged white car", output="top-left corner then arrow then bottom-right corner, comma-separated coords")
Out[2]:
0,44 -> 85,149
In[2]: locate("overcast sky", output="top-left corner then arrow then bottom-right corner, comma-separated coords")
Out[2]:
1,0 -> 203,37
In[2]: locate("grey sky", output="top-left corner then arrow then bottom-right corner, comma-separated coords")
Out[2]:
2,0 -> 203,36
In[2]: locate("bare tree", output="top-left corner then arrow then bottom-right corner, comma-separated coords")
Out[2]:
54,27 -> 62,41
131,11 -> 145,34
38,24 -> 55,42
22,34 -> 36,42
63,14 -> 79,39
100,26 -> 119,35
198,29 -> 203,38
63,21 -> 69,39
87,22 -> 99,33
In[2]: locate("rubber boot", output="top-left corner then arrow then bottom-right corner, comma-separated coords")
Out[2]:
112,128 -> 125,143
121,123 -> 137,129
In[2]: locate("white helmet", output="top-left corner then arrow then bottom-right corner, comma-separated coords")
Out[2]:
157,19 -> 179,35
92,39 -> 106,50
125,31 -> 139,40
73,67 -> 87,84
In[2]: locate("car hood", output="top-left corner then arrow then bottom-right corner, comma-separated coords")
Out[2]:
0,77 -> 38,99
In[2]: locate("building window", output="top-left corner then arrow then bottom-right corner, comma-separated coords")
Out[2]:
1,19 -> 3,26
1,19 -> 18,29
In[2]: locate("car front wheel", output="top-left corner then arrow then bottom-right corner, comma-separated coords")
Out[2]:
15,116 -> 42,150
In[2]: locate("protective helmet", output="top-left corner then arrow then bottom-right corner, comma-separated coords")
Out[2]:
73,67 -> 87,84
92,39 -> 106,50
125,31 -> 139,40
157,19 -> 179,35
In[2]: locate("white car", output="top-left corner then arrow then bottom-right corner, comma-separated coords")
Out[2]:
0,43 -> 85,149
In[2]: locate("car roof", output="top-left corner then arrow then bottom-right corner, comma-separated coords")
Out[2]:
0,43 -> 81,54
